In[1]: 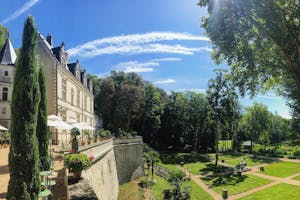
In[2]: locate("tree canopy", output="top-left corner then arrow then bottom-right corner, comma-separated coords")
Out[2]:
198,0 -> 300,117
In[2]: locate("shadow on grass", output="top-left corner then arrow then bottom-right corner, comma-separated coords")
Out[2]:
160,153 -> 210,165
199,163 -> 232,176
251,156 -> 277,164
202,174 -> 248,187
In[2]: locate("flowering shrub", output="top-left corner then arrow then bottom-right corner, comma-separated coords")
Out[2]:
89,155 -> 95,161
64,153 -> 91,173
69,149 -> 76,154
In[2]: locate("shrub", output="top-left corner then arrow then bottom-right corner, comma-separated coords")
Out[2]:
143,144 -> 160,162
168,170 -> 186,182
64,153 -> 91,173
292,149 -> 300,158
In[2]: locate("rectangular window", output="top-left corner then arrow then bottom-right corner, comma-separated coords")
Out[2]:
2,87 -> 8,101
62,79 -> 67,101
71,88 -> 74,105
84,95 -> 87,111
4,71 -> 8,76
2,107 -> 6,114
77,89 -> 80,107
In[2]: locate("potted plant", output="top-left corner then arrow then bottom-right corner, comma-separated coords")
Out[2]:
70,128 -> 80,152
83,130 -> 91,145
93,132 -> 98,143
98,130 -> 105,141
64,153 -> 91,179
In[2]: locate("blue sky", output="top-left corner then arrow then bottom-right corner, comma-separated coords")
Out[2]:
0,0 -> 291,118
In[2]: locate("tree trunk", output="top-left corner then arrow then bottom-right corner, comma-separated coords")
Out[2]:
215,122 -> 219,167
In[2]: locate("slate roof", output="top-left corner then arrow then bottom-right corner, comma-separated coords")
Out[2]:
51,46 -> 61,61
0,39 -> 17,65
67,62 -> 77,76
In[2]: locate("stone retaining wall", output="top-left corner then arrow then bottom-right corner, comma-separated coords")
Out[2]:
75,137 -> 143,200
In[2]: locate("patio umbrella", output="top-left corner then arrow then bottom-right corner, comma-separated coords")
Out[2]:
0,125 -> 8,131
48,120 -> 73,130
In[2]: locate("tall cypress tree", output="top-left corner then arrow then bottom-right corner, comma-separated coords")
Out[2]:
37,65 -> 50,171
7,16 -> 41,200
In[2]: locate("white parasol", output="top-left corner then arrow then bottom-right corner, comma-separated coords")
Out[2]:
0,125 -> 8,131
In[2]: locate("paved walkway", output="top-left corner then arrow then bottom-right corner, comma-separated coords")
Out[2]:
0,145 -> 67,200
177,160 -> 300,200
0,146 -> 9,200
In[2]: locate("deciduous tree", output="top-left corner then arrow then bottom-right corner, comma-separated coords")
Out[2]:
198,0 -> 300,117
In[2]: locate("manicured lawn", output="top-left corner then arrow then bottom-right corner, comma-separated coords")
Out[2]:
201,174 -> 272,196
260,161 -> 300,177
184,162 -> 210,175
218,154 -> 274,167
152,175 -> 213,200
292,175 -> 300,181
157,162 -> 180,172
118,177 -> 145,200
239,183 -> 300,200
152,175 -> 171,200
186,180 -> 214,200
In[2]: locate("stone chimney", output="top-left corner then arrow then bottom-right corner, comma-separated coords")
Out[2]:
46,33 -> 53,46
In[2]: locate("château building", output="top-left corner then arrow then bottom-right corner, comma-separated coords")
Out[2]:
0,34 -> 95,143
0,38 -> 16,129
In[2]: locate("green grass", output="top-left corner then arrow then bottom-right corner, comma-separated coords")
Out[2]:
152,175 -> 214,200
184,162 -> 210,175
186,180 -> 214,200
152,175 -> 171,200
260,161 -> 300,177
157,162 -> 180,172
239,183 -> 300,200
219,140 -> 232,151
292,175 -> 300,181
218,154 -> 274,167
201,174 -> 272,196
118,177 -> 145,200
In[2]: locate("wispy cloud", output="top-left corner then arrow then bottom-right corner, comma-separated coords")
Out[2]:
151,57 -> 182,62
2,0 -> 40,24
153,79 -> 176,84
124,67 -> 154,73
67,32 -> 211,58
177,88 -> 206,94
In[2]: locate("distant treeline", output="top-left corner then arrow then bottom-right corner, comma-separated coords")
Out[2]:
90,71 -> 300,152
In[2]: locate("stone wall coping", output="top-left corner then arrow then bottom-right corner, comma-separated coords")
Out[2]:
77,138 -> 113,153
89,145 -> 114,165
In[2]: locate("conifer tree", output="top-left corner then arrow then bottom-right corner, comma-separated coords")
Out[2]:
7,16 -> 41,200
37,65 -> 50,171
